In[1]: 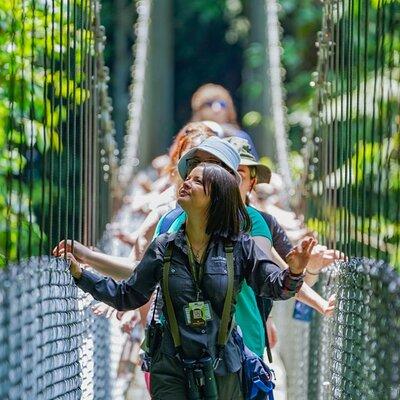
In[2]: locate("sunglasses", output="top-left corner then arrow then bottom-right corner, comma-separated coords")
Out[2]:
200,100 -> 227,112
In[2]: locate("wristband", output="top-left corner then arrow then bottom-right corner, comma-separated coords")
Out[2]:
305,269 -> 320,276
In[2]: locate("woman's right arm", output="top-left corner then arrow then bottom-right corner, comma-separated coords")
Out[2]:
68,239 -> 163,311
53,240 -> 136,280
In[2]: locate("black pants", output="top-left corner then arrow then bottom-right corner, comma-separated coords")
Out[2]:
150,352 -> 244,400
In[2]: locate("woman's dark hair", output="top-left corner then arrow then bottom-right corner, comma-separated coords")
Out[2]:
199,162 -> 251,238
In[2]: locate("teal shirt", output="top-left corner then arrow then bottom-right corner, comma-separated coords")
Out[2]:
154,205 -> 272,356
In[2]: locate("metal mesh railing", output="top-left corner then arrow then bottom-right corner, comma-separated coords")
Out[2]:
277,259 -> 400,400
307,259 -> 400,400
0,2 -> 118,394
0,257 -> 111,400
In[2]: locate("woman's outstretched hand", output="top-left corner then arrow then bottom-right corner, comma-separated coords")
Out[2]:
55,247 -> 83,279
66,252 -> 82,279
307,245 -> 346,274
321,294 -> 336,317
286,237 -> 317,275
52,240 -> 93,264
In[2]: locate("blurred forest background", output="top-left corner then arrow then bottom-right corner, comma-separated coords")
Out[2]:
1,0 -> 398,268
101,0 -> 320,155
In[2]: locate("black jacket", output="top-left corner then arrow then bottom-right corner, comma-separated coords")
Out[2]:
76,228 -> 303,374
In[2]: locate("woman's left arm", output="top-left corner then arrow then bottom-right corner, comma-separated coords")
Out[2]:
243,236 -> 315,300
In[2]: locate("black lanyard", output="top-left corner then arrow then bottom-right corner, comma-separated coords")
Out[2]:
186,235 -> 207,301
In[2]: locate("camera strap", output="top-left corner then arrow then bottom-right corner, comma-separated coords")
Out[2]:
162,240 -> 235,362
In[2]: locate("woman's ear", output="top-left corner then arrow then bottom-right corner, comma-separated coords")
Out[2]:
249,178 -> 257,194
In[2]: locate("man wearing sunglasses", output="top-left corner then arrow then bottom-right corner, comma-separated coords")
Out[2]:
191,83 -> 259,159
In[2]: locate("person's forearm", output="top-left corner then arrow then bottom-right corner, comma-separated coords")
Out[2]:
295,282 -> 327,314
85,251 -> 135,280
304,270 -> 319,287
271,247 -> 289,270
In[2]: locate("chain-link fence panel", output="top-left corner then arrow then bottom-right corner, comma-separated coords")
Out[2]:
0,257 -> 111,400
305,259 -> 400,400
277,259 -> 399,400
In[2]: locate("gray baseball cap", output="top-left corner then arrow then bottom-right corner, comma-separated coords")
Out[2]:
177,136 -> 241,183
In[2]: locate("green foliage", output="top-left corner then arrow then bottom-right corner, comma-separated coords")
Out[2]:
0,0 -> 90,265
305,1 -> 400,270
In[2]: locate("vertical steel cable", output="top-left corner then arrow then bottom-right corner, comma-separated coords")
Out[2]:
367,0 -> 381,257
87,0 -> 94,247
65,0 -> 71,246
342,0 -> 350,256
82,0 -> 90,245
338,0 -> 345,255
396,13 -> 400,267
346,0 -> 354,257
17,1 -> 26,263
92,0 -> 99,245
376,1 -> 386,261
71,0 -> 78,248
354,0 -> 362,256
332,0 -> 340,252
343,0 -> 351,256
84,0 -> 90,246
396,80 -> 400,267
28,0 -> 36,258
94,0 -> 102,242
321,15 -> 330,246
40,0 -> 49,256
361,0 -> 369,257
5,1 -> 18,265
327,0 -> 335,249
57,0 -> 64,258
78,0 -> 85,243
48,0 -> 56,255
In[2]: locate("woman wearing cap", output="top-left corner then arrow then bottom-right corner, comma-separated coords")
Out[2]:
62,156 -> 314,399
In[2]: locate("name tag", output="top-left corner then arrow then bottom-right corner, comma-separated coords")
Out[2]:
184,301 -> 212,327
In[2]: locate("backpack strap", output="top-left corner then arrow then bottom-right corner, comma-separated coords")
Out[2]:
216,242 -> 235,351
162,241 -> 181,350
158,206 -> 184,234
162,240 -> 236,363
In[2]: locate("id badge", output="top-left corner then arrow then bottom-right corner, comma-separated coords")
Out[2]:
184,301 -> 212,327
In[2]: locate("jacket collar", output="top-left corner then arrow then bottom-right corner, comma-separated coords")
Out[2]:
169,225 -> 240,256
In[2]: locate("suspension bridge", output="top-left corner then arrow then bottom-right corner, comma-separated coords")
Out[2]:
0,0 -> 399,399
